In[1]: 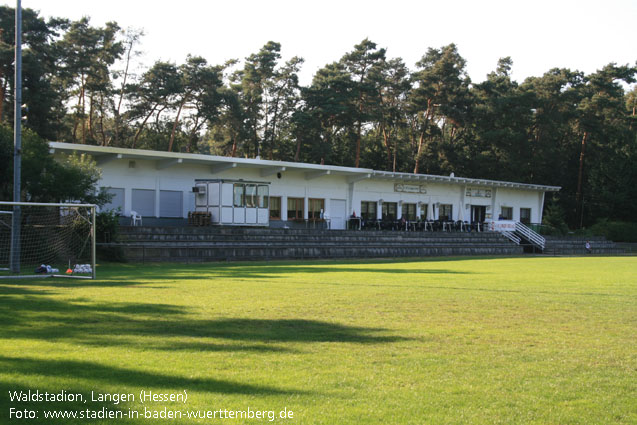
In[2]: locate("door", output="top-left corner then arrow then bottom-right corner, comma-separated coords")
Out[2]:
330,199 -> 346,230
471,205 -> 486,222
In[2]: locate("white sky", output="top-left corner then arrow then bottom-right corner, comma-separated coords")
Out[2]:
12,0 -> 637,86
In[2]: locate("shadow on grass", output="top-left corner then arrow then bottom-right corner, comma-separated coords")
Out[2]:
0,356 -> 299,396
1,381 -> 115,425
0,285 -> 407,350
43,260 -> 476,287
0,285 -> 184,328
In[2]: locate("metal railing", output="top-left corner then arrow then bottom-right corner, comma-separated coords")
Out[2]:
515,221 -> 545,250
499,231 -> 521,245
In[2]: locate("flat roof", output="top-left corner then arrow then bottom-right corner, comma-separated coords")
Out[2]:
49,142 -> 561,192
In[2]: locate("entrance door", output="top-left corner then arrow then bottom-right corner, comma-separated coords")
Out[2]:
471,205 -> 486,222
330,199 -> 346,230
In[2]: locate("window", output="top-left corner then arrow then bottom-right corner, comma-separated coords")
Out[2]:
245,184 -> 257,208
132,189 -> 155,217
258,185 -> 269,208
439,204 -> 453,221
102,187 -> 124,212
501,207 -> 513,220
233,184 -> 244,207
382,202 -> 397,220
309,198 -> 325,220
360,201 -> 377,220
269,196 -> 281,220
159,190 -> 183,217
420,204 -> 428,221
402,203 -> 417,221
287,197 -> 304,221
520,208 -> 531,224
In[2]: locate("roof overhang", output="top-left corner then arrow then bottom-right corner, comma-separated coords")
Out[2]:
48,142 -> 561,192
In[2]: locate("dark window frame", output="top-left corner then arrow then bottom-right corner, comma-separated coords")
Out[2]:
269,196 -> 281,220
287,197 -> 304,221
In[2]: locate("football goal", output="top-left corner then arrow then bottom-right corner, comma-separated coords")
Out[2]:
0,201 -> 96,279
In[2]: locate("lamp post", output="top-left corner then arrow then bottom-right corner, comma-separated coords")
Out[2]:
10,0 -> 22,273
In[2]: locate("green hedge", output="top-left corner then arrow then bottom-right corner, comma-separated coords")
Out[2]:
590,220 -> 637,242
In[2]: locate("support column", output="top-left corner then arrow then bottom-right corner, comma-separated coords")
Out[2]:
281,196 -> 288,221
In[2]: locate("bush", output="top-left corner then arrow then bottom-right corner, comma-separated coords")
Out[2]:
540,202 -> 569,236
96,209 -> 127,262
96,209 -> 120,243
590,220 -> 637,242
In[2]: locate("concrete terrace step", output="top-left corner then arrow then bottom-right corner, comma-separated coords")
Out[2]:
108,225 -> 525,262
119,244 -> 524,262
543,236 -> 624,255
118,227 -> 508,241
118,234 -> 510,244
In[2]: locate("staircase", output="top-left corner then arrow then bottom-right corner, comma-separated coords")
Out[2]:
492,221 -> 545,252
514,221 -> 546,250
108,226 -> 524,262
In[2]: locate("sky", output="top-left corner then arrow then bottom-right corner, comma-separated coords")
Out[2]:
10,0 -> 637,86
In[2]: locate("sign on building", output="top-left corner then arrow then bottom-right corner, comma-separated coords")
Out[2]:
394,184 -> 427,194
465,187 -> 492,198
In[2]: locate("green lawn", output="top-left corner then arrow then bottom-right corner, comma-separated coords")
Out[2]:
1,257 -> 636,424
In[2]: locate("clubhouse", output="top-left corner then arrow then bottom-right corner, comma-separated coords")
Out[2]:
49,142 -> 560,230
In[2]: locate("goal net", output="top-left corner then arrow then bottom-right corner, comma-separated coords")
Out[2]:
0,202 -> 96,279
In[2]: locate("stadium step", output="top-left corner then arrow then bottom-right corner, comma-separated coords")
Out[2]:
542,236 -> 625,255
106,226 -> 525,262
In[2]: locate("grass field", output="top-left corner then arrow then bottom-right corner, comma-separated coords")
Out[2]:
1,256 -> 636,424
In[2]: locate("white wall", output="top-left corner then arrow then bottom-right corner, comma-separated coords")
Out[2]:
96,158 -> 547,225
494,188 -> 543,223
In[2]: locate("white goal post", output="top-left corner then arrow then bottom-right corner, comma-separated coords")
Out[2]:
0,201 -> 96,279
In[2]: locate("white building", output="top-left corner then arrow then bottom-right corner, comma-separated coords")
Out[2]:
49,142 -> 560,230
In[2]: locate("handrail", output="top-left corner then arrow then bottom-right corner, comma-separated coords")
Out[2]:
500,231 -> 521,245
515,221 -> 545,250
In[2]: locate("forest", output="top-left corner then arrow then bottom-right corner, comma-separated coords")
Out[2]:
1,6 -> 636,229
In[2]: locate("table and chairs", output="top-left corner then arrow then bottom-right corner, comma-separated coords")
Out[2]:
342,216 -> 488,233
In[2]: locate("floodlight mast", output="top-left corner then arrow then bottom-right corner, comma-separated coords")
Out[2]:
10,0 -> 22,273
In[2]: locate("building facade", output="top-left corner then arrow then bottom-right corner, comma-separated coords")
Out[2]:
50,142 -> 560,230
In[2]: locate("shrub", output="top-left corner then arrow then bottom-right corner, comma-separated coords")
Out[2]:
590,220 -> 637,242
540,203 -> 569,236
96,209 -> 127,262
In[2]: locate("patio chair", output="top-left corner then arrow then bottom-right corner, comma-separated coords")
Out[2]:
130,210 -> 142,226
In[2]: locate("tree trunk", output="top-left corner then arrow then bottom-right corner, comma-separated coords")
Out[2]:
231,133 -> 238,158
132,104 -> 158,148
294,133 -> 301,162
98,93 -> 108,146
355,119 -> 362,168
186,114 -> 201,153
413,99 -> 433,174
0,76 -> 7,123
382,125 -> 392,171
168,97 -> 187,152
80,74 -> 87,144
392,136 -> 398,173
575,131 -> 589,228
155,105 -> 167,126
88,92 -> 98,143
72,81 -> 85,143
413,131 -> 425,174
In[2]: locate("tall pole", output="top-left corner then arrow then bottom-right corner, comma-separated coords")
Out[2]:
91,206 -> 96,279
10,0 -> 22,273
